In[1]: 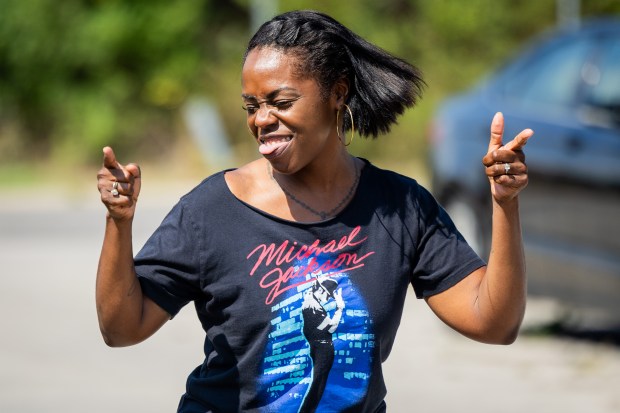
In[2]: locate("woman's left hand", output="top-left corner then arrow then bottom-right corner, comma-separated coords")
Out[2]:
482,112 -> 534,203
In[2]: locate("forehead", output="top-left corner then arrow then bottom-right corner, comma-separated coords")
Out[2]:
241,47 -> 317,96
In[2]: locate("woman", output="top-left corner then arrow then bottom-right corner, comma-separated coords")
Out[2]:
96,10 -> 533,413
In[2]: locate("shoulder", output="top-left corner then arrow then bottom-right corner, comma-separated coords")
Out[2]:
224,159 -> 270,202
359,160 -> 444,227
361,160 -> 431,202
363,160 -> 416,185
179,170 -> 230,204
178,159 -> 267,206
174,159 -> 272,219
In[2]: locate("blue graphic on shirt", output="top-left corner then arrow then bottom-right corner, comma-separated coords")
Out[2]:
258,270 -> 374,412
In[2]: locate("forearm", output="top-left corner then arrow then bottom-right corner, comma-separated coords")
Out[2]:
96,215 -> 145,346
428,113 -> 532,344
476,197 -> 527,342
327,308 -> 344,333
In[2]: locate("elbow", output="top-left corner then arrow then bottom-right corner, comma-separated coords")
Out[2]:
504,321 -> 523,344
480,320 -> 523,345
100,328 -> 144,348
471,329 -> 519,345
476,301 -> 526,345
466,309 -> 524,344
97,316 -> 144,348
99,326 -> 133,347
496,307 -> 526,345
96,304 -> 145,347
494,327 -> 520,345
101,331 -> 122,348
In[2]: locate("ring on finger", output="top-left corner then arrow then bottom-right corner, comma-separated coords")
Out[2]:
111,181 -> 119,197
504,163 -> 511,175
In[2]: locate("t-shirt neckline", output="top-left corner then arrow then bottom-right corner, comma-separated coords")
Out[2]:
221,159 -> 370,227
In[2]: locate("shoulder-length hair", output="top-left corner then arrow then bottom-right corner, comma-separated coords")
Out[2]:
243,10 -> 425,138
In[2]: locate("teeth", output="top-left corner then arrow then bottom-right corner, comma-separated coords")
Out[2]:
261,136 -> 291,145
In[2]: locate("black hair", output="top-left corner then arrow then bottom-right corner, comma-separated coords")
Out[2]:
243,10 -> 425,138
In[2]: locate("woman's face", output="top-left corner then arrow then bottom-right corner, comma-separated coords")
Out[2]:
241,47 -> 342,173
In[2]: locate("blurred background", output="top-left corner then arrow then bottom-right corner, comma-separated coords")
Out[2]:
1,0 -> 620,412
2,0 -> 617,182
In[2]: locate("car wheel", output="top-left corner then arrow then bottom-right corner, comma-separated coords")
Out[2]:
443,194 -> 490,258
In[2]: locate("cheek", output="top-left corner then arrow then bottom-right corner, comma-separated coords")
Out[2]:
297,107 -> 335,137
246,118 -> 257,136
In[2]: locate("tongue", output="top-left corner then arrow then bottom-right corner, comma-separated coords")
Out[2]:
259,140 -> 290,155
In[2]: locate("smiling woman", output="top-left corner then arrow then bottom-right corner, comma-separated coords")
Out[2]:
95,9 -> 535,413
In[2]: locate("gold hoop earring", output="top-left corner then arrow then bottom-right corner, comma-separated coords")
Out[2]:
336,104 -> 355,146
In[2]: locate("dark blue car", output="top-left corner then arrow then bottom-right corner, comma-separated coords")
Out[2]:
428,18 -> 620,327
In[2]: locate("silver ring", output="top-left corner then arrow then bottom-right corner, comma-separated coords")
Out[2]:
111,181 -> 119,197
504,163 -> 511,174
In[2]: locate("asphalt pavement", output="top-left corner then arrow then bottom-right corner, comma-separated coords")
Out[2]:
1,181 -> 619,413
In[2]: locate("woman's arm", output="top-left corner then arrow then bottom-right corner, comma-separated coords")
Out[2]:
426,113 -> 533,345
96,147 -> 169,347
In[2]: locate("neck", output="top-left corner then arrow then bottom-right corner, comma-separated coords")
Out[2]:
272,152 -> 357,192
268,155 -> 361,221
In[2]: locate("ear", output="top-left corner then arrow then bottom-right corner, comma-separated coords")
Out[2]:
332,78 -> 350,107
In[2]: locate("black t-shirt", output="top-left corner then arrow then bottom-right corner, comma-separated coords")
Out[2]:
135,160 -> 485,412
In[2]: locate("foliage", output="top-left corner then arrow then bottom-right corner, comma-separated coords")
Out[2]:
0,0 -> 248,165
0,0 -> 619,171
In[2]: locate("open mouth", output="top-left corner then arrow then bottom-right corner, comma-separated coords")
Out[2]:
258,135 -> 293,156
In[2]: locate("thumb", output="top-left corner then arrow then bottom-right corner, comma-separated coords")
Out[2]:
487,112 -> 504,153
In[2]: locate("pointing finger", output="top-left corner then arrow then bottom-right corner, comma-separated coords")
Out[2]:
102,146 -> 119,169
504,128 -> 534,152
102,147 -> 134,183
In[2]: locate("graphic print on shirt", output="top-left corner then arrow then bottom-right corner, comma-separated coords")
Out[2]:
246,226 -> 376,412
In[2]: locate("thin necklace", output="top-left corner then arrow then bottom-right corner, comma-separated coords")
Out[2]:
268,162 -> 361,221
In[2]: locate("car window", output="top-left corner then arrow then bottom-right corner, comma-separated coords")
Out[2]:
584,37 -> 620,110
501,37 -> 594,110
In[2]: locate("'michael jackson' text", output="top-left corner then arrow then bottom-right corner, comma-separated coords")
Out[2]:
247,226 -> 374,305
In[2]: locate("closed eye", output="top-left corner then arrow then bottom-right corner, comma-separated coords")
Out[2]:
241,97 -> 301,115
273,100 -> 295,111
242,104 -> 258,114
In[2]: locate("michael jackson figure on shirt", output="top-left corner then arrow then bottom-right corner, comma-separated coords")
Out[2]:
299,276 -> 345,412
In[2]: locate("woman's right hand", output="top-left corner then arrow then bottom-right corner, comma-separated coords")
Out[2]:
97,146 -> 141,222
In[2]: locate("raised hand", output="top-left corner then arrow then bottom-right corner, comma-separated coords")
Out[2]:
333,288 -> 345,310
482,112 -> 533,203
97,147 -> 142,221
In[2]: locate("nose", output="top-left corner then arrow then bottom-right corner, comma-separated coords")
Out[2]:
254,105 -> 277,129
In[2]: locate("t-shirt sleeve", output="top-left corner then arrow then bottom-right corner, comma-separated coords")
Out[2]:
134,200 -> 203,318
410,186 -> 486,298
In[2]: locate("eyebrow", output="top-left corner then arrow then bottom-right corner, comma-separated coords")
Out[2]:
241,87 -> 299,101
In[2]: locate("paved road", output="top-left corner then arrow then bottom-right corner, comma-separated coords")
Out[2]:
1,182 -> 619,412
